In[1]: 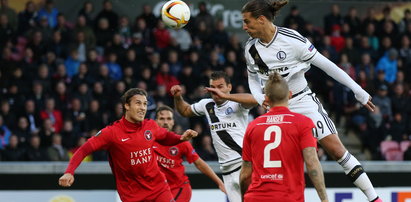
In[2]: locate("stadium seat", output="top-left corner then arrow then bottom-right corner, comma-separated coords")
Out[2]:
400,140 -> 411,152
380,141 -> 403,161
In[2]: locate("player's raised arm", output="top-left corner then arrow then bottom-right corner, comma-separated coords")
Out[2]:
239,160 -> 252,202
310,53 -> 375,112
303,147 -> 328,202
193,158 -> 226,194
170,85 -> 196,117
205,87 -> 258,109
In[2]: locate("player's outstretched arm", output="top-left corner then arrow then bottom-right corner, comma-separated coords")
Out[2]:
59,173 -> 74,187
193,158 -> 226,194
310,53 -> 375,112
239,160 -> 252,202
170,85 -> 195,117
58,140 -> 96,188
303,147 -> 328,202
205,87 -> 258,109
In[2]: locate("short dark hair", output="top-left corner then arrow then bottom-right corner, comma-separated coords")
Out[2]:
155,105 -> 174,118
264,72 -> 289,104
242,0 -> 288,21
121,88 -> 147,113
210,71 -> 231,84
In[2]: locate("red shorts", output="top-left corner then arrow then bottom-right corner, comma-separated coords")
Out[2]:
171,182 -> 192,202
153,189 -> 175,202
244,192 -> 302,202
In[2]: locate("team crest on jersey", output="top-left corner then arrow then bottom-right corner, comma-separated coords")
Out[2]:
94,130 -> 102,137
169,147 -> 179,156
144,130 -> 152,141
225,107 -> 234,115
276,51 -> 286,61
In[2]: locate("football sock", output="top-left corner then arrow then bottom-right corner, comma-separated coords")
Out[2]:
337,151 -> 378,201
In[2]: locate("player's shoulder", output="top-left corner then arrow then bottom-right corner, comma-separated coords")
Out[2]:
143,119 -> 158,127
244,37 -> 258,50
277,26 -> 307,43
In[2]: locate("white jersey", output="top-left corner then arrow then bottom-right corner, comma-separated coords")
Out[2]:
191,99 -> 249,172
245,26 -> 317,99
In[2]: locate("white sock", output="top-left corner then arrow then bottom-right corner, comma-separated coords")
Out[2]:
337,151 -> 378,201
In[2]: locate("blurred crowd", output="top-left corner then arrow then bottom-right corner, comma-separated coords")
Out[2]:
0,0 -> 410,161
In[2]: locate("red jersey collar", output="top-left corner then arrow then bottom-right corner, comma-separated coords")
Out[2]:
121,116 -> 142,132
268,106 -> 290,113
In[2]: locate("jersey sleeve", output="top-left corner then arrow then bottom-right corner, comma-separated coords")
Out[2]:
291,30 -> 317,62
190,99 -> 209,116
88,127 -> 113,151
182,142 -> 200,164
151,120 -> 183,146
242,122 -> 254,162
298,116 -> 317,150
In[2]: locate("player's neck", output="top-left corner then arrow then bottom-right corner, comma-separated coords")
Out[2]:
124,115 -> 142,124
270,102 -> 288,108
260,23 -> 276,44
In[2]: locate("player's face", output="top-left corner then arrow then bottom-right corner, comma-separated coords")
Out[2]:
210,78 -> 232,104
124,94 -> 147,123
156,110 -> 174,131
242,12 -> 263,38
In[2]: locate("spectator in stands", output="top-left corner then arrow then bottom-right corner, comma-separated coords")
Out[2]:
91,81 -> 108,111
37,0 -> 59,28
73,15 -> 96,50
95,17 -> 114,49
68,136 -> 92,161
344,7 -> 361,36
55,13 -> 72,42
364,23 -> 379,52
65,97 -> 86,134
356,53 -> 374,80
153,19 -> 171,50
47,31 -> 67,59
78,1 -> 94,27
40,98 -> 63,133
388,113 -> 407,142
85,100 -> 104,133
0,115 -> 11,150
376,48 -> 398,84
71,63 -> 92,89
94,0 -> 118,32
0,14 -> 14,48
156,62 -> 179,94
324,4 -> 343,35
105,52 -> 122,81
20,99 -> 41,135
0,0 -> 17,30
377,6 -> 398,39
193,2 -> 214,34
65,50 -> 81,78
53,81 -> 69,114
0,100 -> 16,130
27,30 -> 47,62
373,84 -> 392,121
14,116 -> 30,146
47,133 -> 69,161
26,135 -> 49,161
1,134 -> 25,161
399,9 -> 411,34
341,37 -> 360,66
137,4 -> 157,29
283,5 -> 305,33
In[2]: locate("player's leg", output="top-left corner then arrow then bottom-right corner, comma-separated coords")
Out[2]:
222,169 -> 242,202
290,93 -> 380,202
172,182 -> 192,202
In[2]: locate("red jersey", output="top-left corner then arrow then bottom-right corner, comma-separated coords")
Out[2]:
242,107 -> 316,202
65,117 -> 183,202
153,141 -> 199,189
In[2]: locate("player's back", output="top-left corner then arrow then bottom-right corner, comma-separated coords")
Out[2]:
242,106 -> 316,202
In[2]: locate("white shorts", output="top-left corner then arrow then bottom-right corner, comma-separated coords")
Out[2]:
222,167 -> 241,202
289,92 -> 338,140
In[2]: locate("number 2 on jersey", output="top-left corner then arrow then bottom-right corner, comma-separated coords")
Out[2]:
264,125 -> 282,168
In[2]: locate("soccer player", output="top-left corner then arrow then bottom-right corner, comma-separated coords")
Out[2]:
58,88 -> 198,202
240,72 -> 328,202
241,1 -> 380,201
171,71 -> 257,202
154,105 -> 226,202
